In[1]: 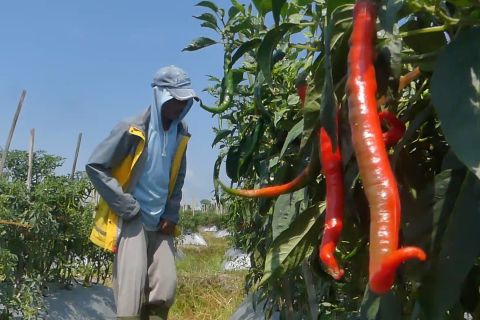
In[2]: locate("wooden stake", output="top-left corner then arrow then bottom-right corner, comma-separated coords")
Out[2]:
0,90 -> 27,175
27,128 -> 35,189
70,133 -> 82,179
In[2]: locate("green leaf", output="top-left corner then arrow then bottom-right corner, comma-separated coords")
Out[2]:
379,0 -> 403,33
238,120 -> 264,174
419,172 -> 480,318
228,6 -> 240,19
230,0 -> 245,15
274,108 -> 288,126
230,38 -> 262,68
400,19 -> 447,54
320,17 -> 338,151
213,155 -> 223,201
402,169 -> 466,256
431,28 -> 480,180
259,204 -> 324,286
226,145 -> 241,181
252,0 -> 272,16
257,23 -> 298,83
195,1 -> 219,14
229,17 -> 254,33
360,288 -> 381,320
200,21 -> 218,31
379,292 -> 402,320
272,0 -> 287,26
327,0 -> 354,17
193,13 -> 218,29
211,129 -> 232,147
279,119 -> 304,158
272,190 -> 306,241
182,37 -> 217,51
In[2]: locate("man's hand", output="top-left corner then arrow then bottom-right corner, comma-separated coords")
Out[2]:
158,219 -> 176,236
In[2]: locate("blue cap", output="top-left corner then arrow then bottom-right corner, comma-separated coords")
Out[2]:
151,65 -> 199,101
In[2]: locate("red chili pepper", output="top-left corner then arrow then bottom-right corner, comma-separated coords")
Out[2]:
398,67 -> 421,92
379,110 -> 406,147
348,0 -> 426,294
217,163 -> 313,198
318,123 -> 345,280
377,67 -> 422,105
296,83 -> 307,106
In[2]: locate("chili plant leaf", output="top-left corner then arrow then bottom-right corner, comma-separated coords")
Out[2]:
272,189 -> 306,241
279,119 -> 304,159
257,23 -> 298,84
228,5 -> 240,19
252,0 -> 272,16
230,0 -> 245,15
359,288 -> 381,320
195,1 -> 220,14
230,38 -> 262,68
272,0 -> 287,26
229,17 -> 254,33
379,292 -> 402,320
182,37 -> 217,51
226,145 -> 241,182
213,155 -> 223,202
419,172 -> 480,318
212,129 -> 232,147
320,15 -> 338,151
193,13 -> 218,30
431,28 -> 480,180
400,19 -> 447,55
259,203 -> 324,287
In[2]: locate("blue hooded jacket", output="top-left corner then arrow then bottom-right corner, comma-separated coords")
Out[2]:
133,87 -> 192,230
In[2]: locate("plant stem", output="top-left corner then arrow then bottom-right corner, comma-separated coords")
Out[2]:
290,44 -> 318,52
399,25 -> 447,38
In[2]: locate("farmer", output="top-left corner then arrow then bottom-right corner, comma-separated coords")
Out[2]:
85,65 -> 198,319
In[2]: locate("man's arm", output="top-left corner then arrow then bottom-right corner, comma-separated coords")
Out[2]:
162,151 -> 187,224
85,122 -> 140,220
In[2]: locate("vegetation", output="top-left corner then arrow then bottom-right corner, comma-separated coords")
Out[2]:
0,150 -> 111,318
186,0 -> 480,318
171,232 -> 246,320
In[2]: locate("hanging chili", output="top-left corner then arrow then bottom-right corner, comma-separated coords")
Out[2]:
318,123 -> 345,280
379,110 -> 406,147
377,67 -> 422,105
296,83 -> 308,106
200,53 -> 234,114
347,0 -> 425,294
218,151 -> 319,198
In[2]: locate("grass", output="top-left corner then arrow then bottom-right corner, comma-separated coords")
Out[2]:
169,232 -> 247,320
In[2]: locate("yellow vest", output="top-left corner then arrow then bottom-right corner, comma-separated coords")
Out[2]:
89,126 -> 189,252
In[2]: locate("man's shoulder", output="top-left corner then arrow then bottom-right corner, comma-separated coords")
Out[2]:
121,107 -> 150,132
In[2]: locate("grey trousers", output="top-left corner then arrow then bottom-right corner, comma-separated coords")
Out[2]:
113,216 -> 177,317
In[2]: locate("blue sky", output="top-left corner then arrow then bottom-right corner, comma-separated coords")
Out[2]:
0,0 -> 237,206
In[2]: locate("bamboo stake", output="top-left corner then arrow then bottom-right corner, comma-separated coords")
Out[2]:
70,133 -> 82,179
0,90 -> 27,175
0,219 -> 32,228
27,129 -> 35,189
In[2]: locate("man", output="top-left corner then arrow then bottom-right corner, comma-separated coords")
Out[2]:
85,65 -> 198,319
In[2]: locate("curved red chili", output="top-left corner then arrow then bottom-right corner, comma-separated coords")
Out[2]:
318,124 -> 345,280
217,164 -> 312,198
379,110 -> 406,147
347,0 -> 425,294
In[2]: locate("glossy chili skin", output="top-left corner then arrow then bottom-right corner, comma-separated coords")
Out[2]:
347,0 -> 425,294
218,166 -> 311,198
379,110 -> 406,147
318,125 -> 345,280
